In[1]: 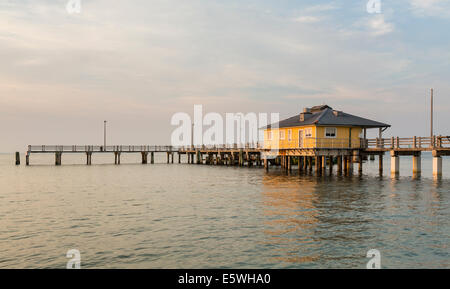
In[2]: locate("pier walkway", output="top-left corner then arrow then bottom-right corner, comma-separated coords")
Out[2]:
23,135 -> 450,178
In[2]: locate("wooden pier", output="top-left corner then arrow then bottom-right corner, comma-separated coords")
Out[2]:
24,135 -> 450,178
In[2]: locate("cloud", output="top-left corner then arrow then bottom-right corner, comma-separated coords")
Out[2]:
293,16 -> 321,23
367,15 -> 394,36
409,0 -> 450,17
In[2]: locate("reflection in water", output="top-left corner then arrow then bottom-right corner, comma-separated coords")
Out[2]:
261,170 -> 449,268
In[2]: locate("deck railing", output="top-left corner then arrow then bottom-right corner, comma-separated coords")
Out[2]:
178,143 -> 263,151
27,136 -> 450,153
28,145 -> 175,153
366,136 -> 450,149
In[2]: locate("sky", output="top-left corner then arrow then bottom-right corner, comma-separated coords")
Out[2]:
1,0 -> 450,152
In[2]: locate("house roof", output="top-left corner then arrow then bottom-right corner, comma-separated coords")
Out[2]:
264,105 -> 390,129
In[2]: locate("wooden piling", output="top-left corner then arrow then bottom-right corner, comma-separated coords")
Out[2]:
391,152 -> 399,176
412,152 -> 421,175
15,152 -> 20,165
379,154 -> 383,175
329,156 -> 333,175
337,156 -> 342,175
55,152 -> 62,166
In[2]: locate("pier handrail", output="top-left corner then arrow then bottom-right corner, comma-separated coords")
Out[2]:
366,136 -> 450,150
28,145 -> 175,153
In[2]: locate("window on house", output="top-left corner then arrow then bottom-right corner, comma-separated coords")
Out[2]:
325,127 -> 337,138
280,130 -> 285,140
305,128 -> 313,137
267,131 -> 272,140
288,129 -> 292,141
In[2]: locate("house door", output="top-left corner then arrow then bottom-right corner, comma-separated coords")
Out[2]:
298,130 -> 304,148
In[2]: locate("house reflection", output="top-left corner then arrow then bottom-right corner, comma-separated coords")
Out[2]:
260,173 -> 380,267
260,173 -> 321,265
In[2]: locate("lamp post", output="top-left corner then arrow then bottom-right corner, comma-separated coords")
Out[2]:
191,122 -> 194,149
104,120 -> 107,150
431,88 -> 434,141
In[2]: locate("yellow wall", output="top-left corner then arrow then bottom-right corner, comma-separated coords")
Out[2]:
264,126 -> 363,149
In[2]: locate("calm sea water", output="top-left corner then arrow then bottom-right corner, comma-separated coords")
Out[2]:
0,152 -> 448,268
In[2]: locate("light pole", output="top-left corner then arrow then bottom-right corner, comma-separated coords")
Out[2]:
104,120 -> 107,149
191,122 -> 194,149
431,88 -> 434,141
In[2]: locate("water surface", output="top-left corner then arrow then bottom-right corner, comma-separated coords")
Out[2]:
0,153 -> 448,268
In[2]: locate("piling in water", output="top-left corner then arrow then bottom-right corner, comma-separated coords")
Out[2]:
15,152 -> 20,165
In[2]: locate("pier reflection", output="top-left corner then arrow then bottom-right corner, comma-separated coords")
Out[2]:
260,173 -> 385,267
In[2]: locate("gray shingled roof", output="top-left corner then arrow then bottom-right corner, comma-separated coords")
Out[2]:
264,106 -> 390,129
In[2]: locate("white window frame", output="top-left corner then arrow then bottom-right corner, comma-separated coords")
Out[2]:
279,130 -> 285,140
305,128 -> 313,137
288,129 -> 292,141
325,127 -> 337,138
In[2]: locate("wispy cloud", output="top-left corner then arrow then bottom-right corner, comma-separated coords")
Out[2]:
293,16 -> 321,23
367,15 -> 394,36
409,0 -> 450,17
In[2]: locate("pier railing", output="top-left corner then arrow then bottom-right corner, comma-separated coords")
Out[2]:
27,136 -> 450,154
28,145 -> 175,153
366,136 -> 450,149
178,143 -> 263,151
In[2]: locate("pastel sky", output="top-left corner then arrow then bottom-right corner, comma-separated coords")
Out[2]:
1,0 -> 450,152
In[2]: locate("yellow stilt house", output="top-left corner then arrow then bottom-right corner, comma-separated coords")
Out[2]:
264,105 -> 390,150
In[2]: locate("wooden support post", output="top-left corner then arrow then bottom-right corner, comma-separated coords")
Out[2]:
287,156 -> 291,172
315,156 -> 320,174
329,156 -> 333,175
86,152 -> 92,165
171,152 -> 174,163
167,152 -> 170,163
412,152 -> 421,175
308,157 -> 313,173
298,157 -> 302,174
15,152 -> 20,165
391,151 -> 399,176
239,149 -> 243,167
358,155 -> 363,175
151,152 -> 154,164
343,156 -> 348,174
141,152 -> 148,164
322,156 -> 326,174
433,156 -> 442,178
347,156 -> 353,174
337,156 -> 342,175
26,154 -> 30,166
55,152 -> 62,166
264,157 -> 269,172
379,154 -> 383,175
178,153 -> 181,163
